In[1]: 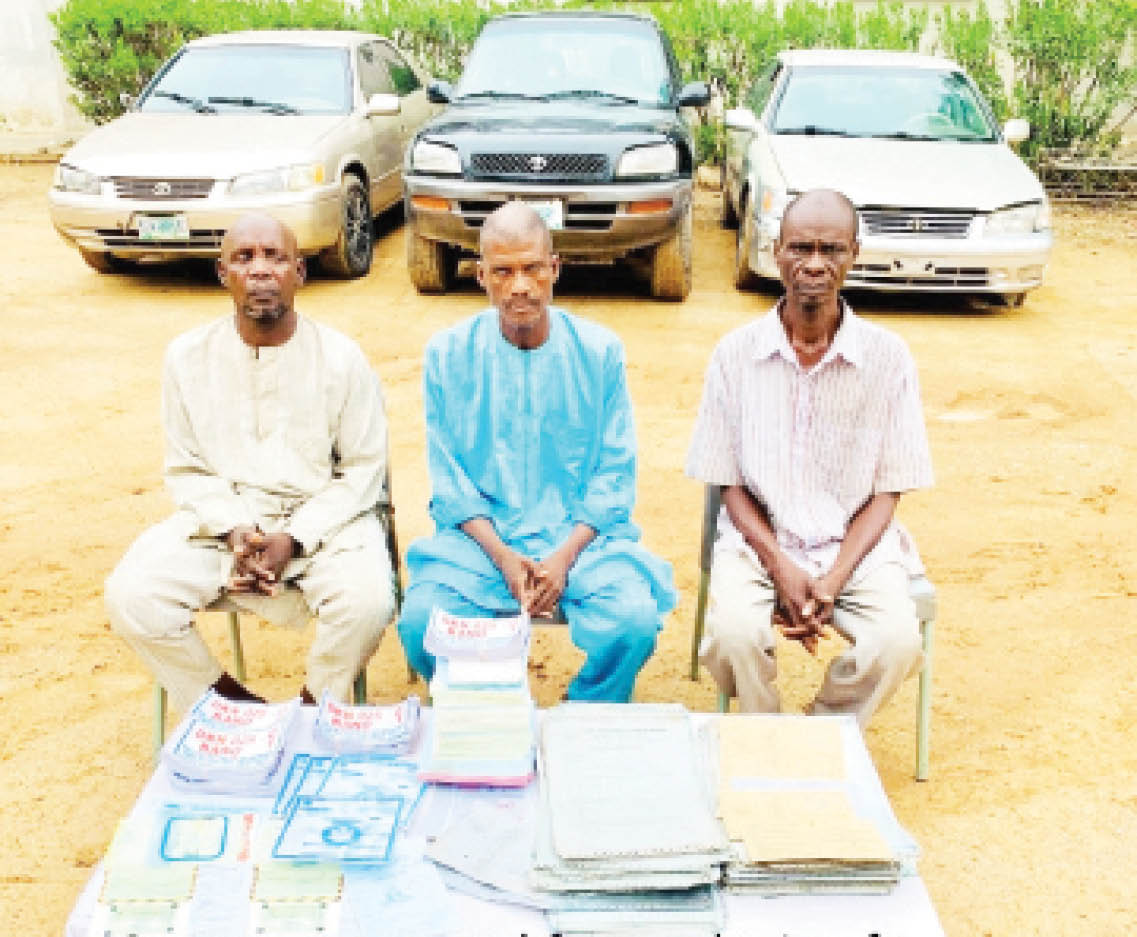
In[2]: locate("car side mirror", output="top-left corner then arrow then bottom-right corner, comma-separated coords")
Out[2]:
1003,118 -> 1030,145
427,81 -> 452,105
677,81 -> 710,108
119,91 -> 137,110
724,107 -> 758,133
367,92 -> 400,117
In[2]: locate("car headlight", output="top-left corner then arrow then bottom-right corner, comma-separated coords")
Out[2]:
615,143 -> 678,177
228,163 -> 325,196
411,140 -> 461,175
985,201 -> 1048,236
54,163 -> 102,195
759,184 -> 792,219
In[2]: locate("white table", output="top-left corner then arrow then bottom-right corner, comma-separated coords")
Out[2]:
66,707 -> 944,937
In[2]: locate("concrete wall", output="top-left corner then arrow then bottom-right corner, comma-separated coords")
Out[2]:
0,0 -> 87,134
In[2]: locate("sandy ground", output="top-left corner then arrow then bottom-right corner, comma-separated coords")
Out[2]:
1,162 -> 1136,935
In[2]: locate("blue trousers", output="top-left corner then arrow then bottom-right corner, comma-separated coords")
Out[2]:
397,578 -> 660,702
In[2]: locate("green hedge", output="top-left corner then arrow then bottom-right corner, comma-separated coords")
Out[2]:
52,0 -> 1137,162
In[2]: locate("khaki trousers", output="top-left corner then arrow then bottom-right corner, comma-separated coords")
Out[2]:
699,546 -> 922,727
105,510 -> 395,712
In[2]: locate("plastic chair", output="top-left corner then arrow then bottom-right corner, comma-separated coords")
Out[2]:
152,488 -> 404,761
688,485 -> 936,781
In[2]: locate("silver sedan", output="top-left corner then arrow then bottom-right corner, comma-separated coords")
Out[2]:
723,49 -> 1053,305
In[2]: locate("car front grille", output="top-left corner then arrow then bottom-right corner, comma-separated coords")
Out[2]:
469,153 -> 608,180
458,200 -> 617,231
110,177 -> 216,200
848,262 -> 990,289
860,209 -> 974,238
95,228 -> 225,250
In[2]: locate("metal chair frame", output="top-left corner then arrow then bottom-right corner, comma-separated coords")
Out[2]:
689,485 -> 936,781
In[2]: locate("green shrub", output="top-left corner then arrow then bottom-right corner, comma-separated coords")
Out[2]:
935,0 -> 1008,121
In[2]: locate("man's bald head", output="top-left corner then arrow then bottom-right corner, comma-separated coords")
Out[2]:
780,189 -> 859,243
480,201 -> 553,255
220,212 -> 298,259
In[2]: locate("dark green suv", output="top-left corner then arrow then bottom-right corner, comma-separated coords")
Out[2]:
402,11 -> 709,300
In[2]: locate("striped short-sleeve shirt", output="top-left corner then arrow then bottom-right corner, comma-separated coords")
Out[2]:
685,303 -> 933,582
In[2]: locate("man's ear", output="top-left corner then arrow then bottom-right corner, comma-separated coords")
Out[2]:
849,239 -> 861,263
216,258 -> 227,287
295,255 -> 307,285
475,259 -> 487,291
549,253 -> 562,285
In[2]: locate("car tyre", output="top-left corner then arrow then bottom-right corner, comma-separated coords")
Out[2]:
649,202 -> 692,301
720,164 -> 738,229
733,194 -> 758,290
320,174 -> 373,278
406,227 -> 455,293
1001,291 -> 1027,308
79,248 -> 127,274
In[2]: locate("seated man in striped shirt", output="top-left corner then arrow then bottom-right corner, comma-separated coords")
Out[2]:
686,189 -> 933,727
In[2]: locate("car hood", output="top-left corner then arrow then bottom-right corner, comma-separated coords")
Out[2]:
61,112 -> 347,178
422,99 -> 680,138
769,136 -> 1045,211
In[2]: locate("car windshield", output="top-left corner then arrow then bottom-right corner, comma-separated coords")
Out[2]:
772,66 -> 998,141
140,45 -> 352,115
456,19 -> 672,106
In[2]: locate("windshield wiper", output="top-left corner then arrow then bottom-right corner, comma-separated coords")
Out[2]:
776,125 -> 859,137
872,130 -> 944,141
544,89 -> 641,105
151,90 -> 215,113
207,96 -> 299,114
456,90 -> 550,102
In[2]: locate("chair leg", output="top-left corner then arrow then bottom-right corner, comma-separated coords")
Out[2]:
691,569 -> 711,681
227,611 -> 246,683
153,683 -> 167,764
353,669 -> 368,705
916,617 -> 934,781
717,691 -> 729,714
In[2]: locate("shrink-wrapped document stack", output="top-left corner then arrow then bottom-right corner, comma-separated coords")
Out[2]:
163,690 -> 298,794
314,691 -> 421,754
418,609 -> 537,786
533,704 -> 730,936
714,714 -> 914,895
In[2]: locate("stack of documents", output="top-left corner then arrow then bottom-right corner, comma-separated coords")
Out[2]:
418,609 -> 537,786
714,714 -> 909,895
163,691 -> 298,794
532,704 -> 729,934
313,691 -> 421,754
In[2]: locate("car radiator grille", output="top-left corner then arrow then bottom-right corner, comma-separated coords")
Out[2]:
469,153 -> 607,180
458,200 -> 617,231
95,228 -> 225,249
860,209 -> 974,238
848,262 -> 990,289
110,177 -> 216,199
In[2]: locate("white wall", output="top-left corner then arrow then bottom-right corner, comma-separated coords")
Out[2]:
0,0 -> 87,133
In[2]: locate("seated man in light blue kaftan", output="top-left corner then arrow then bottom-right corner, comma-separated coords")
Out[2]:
398,202 -> 675,702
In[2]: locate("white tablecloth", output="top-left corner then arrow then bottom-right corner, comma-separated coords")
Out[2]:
65,707 -> 945,937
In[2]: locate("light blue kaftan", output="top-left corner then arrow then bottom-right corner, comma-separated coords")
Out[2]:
398,306 -> 676,701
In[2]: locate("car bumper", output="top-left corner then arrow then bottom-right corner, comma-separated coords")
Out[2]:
48,184 -> 343,261
751,216 -> 1053,295
403,175 -> 692,261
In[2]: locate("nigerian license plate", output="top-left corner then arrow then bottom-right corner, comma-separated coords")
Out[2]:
522,200 -> 563,231
138,214 -> 189,240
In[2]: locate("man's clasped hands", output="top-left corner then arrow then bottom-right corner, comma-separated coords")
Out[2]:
771,559 -> 839,656
498,547 -> 574,618
225,526 -> 298,596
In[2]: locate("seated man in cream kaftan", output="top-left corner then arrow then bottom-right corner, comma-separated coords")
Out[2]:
105,214 -> 394,711
397,203 -> 675,702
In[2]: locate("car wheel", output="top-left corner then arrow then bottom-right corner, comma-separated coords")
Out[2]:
406,227 -> 455,293
720,164 -> 737,229
734,194 -> 758,290
1001,291 -> 1027,308
79,248 -> 127,274
649,202 -> 692,301
320,174 -> 373,278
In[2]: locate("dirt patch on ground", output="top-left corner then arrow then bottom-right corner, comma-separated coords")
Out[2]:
1,163 -> 1135,935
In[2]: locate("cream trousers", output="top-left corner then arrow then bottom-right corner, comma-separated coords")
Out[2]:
699,547 -> 922,727
105,510 -> 395,712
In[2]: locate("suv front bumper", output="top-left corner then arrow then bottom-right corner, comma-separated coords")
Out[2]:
404,175 -> 691,261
